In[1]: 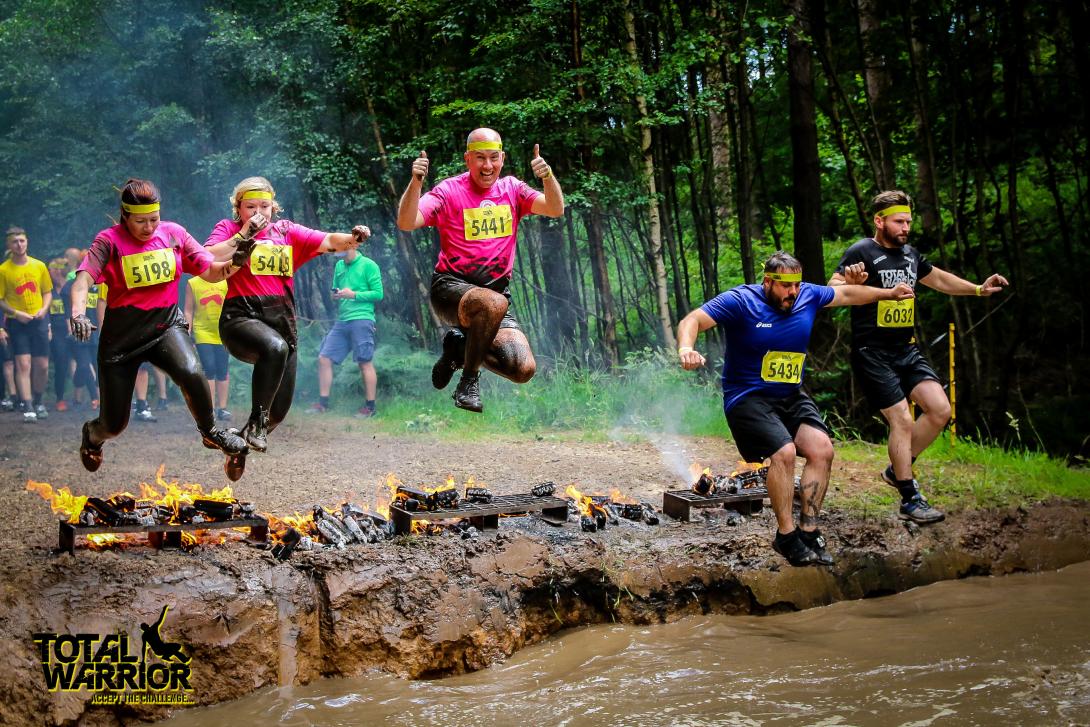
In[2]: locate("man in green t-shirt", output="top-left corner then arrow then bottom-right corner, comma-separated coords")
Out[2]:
309,249 -> 383,416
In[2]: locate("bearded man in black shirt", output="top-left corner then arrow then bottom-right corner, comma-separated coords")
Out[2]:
830,190 -> 1008,524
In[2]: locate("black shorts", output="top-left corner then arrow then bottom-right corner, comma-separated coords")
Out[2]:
725,390 -> 831,463
430,272 -> 520,331
4,317 -> 49,357
197,343 -> 230,380
851,344 -> 940,411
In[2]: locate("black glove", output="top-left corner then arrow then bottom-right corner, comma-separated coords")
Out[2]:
70,314 -> 97,342
231,235 -> 255,268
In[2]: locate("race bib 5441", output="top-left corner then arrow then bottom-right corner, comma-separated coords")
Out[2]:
463,205 -> 513,241
877,298 -> 914,328
121,248 -> 176,289
250,244 -> 293,277
761,351 -> 806,384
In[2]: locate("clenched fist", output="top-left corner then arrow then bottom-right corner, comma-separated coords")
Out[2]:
411,151 -> 429,182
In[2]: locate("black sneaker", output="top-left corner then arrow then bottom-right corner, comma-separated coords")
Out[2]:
243,408 -> 269,453
798,528 -> 835,566
772,529 -> 822,567
431,328 -> 466,390
200,426 -> 248,456
80,422 -> 103,472
453,371 -> 482,413
134,407 -> 157,423
900,492 -> 946,524
224,451 -> 247,482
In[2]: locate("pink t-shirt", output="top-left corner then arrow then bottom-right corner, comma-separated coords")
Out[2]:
79,222 -> 211,310
419,172 -> 541,285
205,219 -> 327,299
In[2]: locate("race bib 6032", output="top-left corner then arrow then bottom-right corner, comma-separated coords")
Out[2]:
877,298 -> 915,328
250,244 -> 293,277
761,351 -> 806,384
121,248 -> 176,289
463,205 -> 513,241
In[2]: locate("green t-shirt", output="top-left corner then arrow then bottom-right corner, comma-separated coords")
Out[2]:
333,254 -> 383,322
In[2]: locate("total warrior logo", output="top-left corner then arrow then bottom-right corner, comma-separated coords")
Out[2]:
33,605 -> 194,706
877,267 -> 917,288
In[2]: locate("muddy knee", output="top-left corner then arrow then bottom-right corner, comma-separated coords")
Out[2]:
458,288 -> 508,328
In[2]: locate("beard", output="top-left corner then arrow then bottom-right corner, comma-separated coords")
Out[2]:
879,228 -> 909,247
767,287 -> 797,312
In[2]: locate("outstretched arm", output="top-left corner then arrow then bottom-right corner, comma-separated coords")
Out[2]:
528,144 -> 565,218
320,225 -> 370,254
919,267 -> 1009,297
827,282 -> 914,307
397,151 -> 429,231
676,308 -> 717,370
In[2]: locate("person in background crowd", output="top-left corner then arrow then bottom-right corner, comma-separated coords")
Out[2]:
62,254 -> 100,410
204,176 -> 370,480
69,178 -> 247,472
0,324 -> 13,411
308,246 -> 383,417
132,364 -> 169,421
185,274 -> 232,421
0,226 -> 52,421
47,258 -> 73,411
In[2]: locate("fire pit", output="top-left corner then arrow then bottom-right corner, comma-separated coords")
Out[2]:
58,515 -> 267,556
662,466 -> 773,521
389,489 -> 569,535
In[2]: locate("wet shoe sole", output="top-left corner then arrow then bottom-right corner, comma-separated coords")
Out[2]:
772,539 -> 822,567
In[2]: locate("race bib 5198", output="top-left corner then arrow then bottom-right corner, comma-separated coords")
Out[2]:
250,244 -> 293,277
463,205 -> 513,241
761,351 -> 806,384
121,248 -> 176,289
877,298 -> 914,328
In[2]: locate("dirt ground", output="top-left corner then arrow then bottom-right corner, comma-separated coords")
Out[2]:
1,403 -> 887,552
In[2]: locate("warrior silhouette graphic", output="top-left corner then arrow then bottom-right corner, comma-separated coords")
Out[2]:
140,605 -> 190,663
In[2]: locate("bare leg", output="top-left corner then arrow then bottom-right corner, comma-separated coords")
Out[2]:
880,398 -> 915,481
766,442 -> 797,535
318,356 -> 334,397
908,379 -> 951,459
793,424 -> 833,532
31,354 -> 48,400
359,361 -> 377,400
13,353 -> 31,401
457,288 -> 508,374
483,328 -> 537,383
216,378 -> 229,409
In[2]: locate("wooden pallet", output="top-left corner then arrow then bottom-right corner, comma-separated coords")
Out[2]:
389,494 -> 569,534
58,517 -> 269,556
661,488 -> 767,521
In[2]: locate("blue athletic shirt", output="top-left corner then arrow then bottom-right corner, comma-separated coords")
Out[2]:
701,282 -> 835,413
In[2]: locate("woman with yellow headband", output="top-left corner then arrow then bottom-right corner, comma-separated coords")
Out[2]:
204,176 -> 371,480
68,178 -> 248,472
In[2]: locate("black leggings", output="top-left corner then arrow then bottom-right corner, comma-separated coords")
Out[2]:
88,327 -> 215,445
49,323 -> 72,401
220,314 -> 296,432
72,341 -> 97,396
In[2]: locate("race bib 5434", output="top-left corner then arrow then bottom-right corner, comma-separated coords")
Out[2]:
761,351 -> 806,384
121,248 -> 176,289
463,205 -> 513,241
877,298 -> 914,328
250,244 -> 293,277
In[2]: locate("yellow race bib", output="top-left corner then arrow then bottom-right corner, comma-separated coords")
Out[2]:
250,244 -> 293,277
877,298 -> 915,328
463,205 -> 513,241
121,248 -> 176,289
49,299 -> 65,315
761,351 -> 806,384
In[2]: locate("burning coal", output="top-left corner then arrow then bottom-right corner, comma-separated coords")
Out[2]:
565,485 -> 659,531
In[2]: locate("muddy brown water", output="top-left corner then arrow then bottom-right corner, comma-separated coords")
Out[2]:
161,561 -> 1090,726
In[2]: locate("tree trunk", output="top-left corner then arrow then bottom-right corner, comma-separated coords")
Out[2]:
856,0 -> 896,188
787,0 -> 824,282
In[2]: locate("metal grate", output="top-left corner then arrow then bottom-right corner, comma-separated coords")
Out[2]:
58,517 -> 269,556
389,494 -> 569,534
662,487 -> 767,522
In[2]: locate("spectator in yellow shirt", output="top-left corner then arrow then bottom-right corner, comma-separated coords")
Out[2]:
184,275 -> 231,421
0,227 -> 53,421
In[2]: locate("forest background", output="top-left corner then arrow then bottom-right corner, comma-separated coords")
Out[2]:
0,0 -> 1086,458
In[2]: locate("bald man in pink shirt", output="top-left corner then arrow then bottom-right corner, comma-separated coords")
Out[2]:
398,128 -> 565,412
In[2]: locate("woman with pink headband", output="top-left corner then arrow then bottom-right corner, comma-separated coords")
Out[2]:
205,176 -> 370,480
69,178 -> 248,472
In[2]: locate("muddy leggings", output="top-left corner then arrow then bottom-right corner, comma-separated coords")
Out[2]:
87,327 -> 215,445
48,320 -> 72,401
71,341 -> 97,397
220,314 -> 296,434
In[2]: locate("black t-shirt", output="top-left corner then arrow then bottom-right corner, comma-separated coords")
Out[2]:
836,238 -> 933,348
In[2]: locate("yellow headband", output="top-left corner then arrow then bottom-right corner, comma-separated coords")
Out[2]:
877,205 -> 911,217
467,141 -> 503,152
765,271 -> 802,283
241,190 -> 274,200
121,202 -> 160,214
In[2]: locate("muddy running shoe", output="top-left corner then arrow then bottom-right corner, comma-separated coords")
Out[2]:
453,370 -> 482,413
35,404 -> 48,420
0,397 -> 13,412
772,529 -> 822,567
200,426 -> 248,456
243,408 -> 269,453
431,328 -> 466,390
134,407 -> 157,423
798,528 -> 835,566
215,408 -> 232,422
80,421 -> 103,472
899,492 -> 945,524
355,404 -> 376,418
305,402 -> 328,414
22,410 -> 37,423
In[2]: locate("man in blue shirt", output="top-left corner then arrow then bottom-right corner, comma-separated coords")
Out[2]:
677,252 -> 913,567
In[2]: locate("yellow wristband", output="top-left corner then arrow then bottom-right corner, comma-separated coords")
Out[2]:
975,284 -> 982,296
678,346 -> 693,356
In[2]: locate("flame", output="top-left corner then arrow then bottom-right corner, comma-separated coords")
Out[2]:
729,461 -> 765,478
26,481 -> 87,523
609,487 -> 637,505
87,533 -> 127,549
565,484 -> 594,517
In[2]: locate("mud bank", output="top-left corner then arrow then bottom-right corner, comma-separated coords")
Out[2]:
2,499 -> 1088,726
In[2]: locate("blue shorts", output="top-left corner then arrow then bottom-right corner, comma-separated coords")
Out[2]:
197,343 -> 230,381
319,319 -> 375,364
